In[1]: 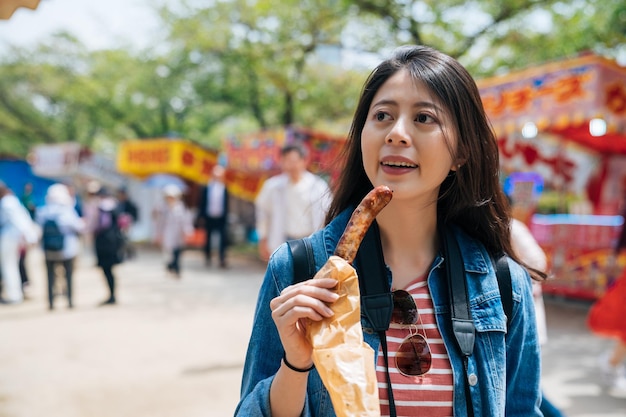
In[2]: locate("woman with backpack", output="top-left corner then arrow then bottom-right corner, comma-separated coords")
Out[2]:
237,46 -> 545,416
36,183 -> 85,310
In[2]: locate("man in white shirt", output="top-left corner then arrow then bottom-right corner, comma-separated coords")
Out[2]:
255,143 -> 331,261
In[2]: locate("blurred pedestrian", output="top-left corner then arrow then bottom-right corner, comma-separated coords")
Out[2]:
93,187 -> 124,305
510,215 -> 567,416
588,271 -> 626,398
18,182 -> 36,294
36,184 -> 85,310
116,186 -> 139,259
0,180 -> 39,304
154,185 -> 193,278
196,165 -> 230,268
254,143 -> 331,261
588,177 -> 626,398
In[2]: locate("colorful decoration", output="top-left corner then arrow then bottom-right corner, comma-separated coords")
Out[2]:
222,126 -> 346,201
478,53 -> 626,154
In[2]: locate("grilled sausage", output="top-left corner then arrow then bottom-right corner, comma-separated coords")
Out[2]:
334,185 -> 393,263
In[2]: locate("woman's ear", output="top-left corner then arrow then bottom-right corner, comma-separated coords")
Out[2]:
450,158 -> 466,171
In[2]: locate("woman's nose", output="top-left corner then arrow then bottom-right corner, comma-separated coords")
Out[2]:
385,121 -> 412,146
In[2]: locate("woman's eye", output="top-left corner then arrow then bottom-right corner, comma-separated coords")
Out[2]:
417,113 -> 434,123
375,111 -> 389,122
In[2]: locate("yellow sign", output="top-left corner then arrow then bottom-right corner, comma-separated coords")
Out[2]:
117,139 -> 218,184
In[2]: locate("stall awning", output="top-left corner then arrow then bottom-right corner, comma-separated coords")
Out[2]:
547,126 -> 626,155
116,139 -> 218,185
477,53 -> 626,155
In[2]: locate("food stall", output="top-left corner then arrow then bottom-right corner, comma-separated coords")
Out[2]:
116,138 -> 219,245
477,53 -> 626,300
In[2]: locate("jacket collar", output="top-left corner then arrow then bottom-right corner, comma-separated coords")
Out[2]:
322,208 -> 490,276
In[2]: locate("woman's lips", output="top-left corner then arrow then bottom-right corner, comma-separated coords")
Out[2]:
380,156 -> 418,175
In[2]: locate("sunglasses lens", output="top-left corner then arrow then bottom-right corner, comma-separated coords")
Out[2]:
395,334 -> 432,376
392,290 -> 418,324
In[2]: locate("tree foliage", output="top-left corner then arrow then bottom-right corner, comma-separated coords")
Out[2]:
0,0 -> 623,157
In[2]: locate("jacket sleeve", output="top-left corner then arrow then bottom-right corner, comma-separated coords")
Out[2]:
504,261 -> 543,416
235,244 -> 315,416
235,263 -> 280,416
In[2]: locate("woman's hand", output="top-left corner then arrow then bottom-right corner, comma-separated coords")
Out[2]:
270,278 -> 339,369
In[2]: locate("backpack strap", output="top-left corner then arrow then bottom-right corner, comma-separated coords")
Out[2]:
352,222 -> 396,416
494,254 -> 513,330
353,222 -> 394,332
441,226 -> 475,356
287,238 -> 316,283
440,225 -> 475,417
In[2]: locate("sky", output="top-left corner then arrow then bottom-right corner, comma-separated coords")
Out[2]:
0,0 -> 169,53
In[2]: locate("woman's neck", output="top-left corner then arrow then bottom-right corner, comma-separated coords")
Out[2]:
376,203 -> 439,290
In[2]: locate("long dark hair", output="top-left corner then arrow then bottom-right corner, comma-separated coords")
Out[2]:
326,45 -> 544,281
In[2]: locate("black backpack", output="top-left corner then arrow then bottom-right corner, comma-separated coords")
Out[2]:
42,218 -> 64,252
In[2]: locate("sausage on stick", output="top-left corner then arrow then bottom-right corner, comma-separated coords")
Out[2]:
334,185 -> 393,263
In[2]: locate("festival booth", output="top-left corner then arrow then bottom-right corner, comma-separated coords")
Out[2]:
116,138 -> 219,245
478,53 -> 626,300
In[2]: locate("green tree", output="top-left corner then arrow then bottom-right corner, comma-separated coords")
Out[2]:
161,0 -> 359,131
0,0 -> 624,157
347,0 -> 626,76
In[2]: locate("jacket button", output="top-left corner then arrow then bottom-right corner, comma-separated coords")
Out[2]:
468,374 -> 478,386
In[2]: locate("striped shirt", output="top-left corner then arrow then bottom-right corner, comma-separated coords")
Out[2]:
377,275 -> 454,417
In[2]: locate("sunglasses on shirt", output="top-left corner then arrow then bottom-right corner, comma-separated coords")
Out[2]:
392,289 -> 433,377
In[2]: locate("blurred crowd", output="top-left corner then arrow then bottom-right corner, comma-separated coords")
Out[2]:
0,179 -> 141,308
0,142 -> 332,310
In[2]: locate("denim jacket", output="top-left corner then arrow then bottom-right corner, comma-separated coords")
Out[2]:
236,208 -> 543,416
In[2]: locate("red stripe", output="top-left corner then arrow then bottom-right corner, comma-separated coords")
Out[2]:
377,276 -> 453,416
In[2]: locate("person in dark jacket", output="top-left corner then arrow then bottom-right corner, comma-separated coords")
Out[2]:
196,165 -> 230,268
93,188 -> 123,305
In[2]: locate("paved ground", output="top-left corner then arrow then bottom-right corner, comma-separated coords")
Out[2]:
1,246 -> 625,417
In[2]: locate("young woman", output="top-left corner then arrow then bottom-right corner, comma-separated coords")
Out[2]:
237,45 -> 544,416
154,184 -> 193,278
